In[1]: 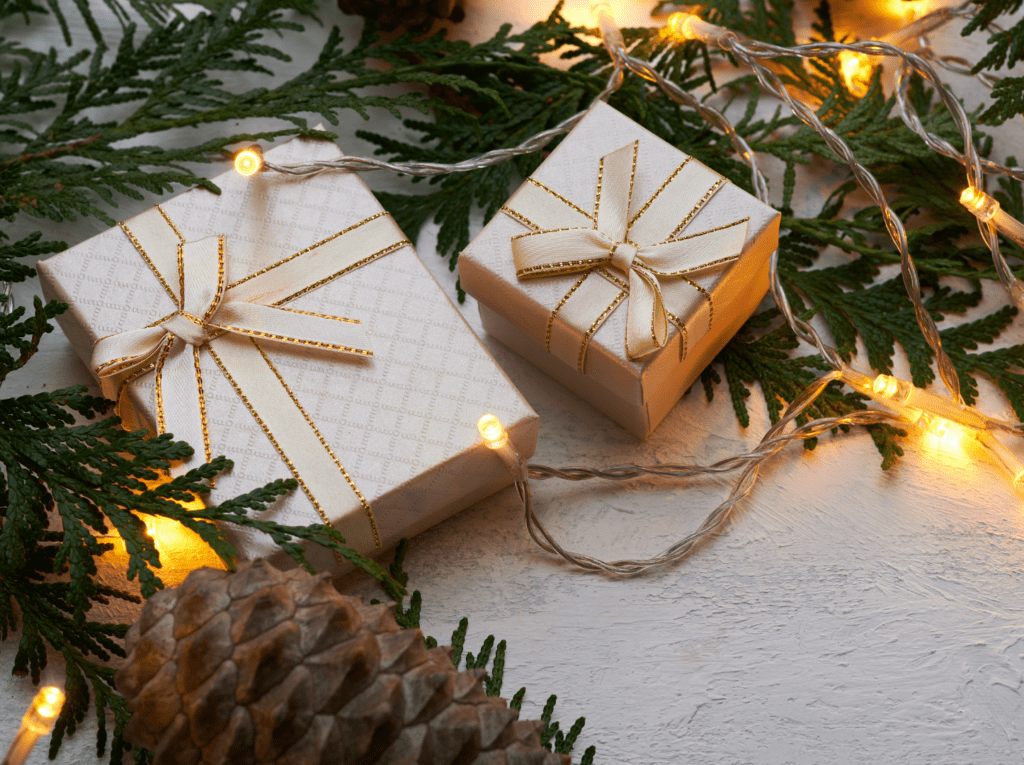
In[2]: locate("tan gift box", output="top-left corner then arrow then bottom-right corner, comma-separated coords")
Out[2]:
459,102 -> 781,439
38,133 -> 538,572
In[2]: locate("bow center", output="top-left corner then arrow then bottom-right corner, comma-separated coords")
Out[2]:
160,312 -> 211,347
609,241 -> 640,275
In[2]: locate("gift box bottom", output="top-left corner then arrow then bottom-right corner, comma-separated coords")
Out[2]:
479,301 -> 758,439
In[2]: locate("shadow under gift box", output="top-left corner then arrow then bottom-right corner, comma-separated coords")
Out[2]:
37,131 -> 538,574
459,103 -> 781,439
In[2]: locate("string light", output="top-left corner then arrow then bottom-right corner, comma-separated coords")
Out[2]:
3,687 -> 65,765
960,186 -> 1024,248
839,51 -> 875,96
478,414 -> 522,476
234,146 -> 263,176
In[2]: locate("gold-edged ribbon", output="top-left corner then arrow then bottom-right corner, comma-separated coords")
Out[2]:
501,141 -> 750,372
92,206 -> 411,551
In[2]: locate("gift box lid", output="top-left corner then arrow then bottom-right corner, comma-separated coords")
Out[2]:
38,131 -> 538,565
460,102 -> 780,416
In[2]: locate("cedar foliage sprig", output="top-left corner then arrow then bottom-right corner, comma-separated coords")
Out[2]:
963,0 -> 1024,123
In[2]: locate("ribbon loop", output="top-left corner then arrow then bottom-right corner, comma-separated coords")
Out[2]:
502,142 -> 750,367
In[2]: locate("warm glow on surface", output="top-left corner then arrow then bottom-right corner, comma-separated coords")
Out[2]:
839,51 -> 874,97
105,478 -> 226,586
478,413 -> 509,450
25,687 -> 64,734
234,147 -> 262,176
921,416 -> 966,456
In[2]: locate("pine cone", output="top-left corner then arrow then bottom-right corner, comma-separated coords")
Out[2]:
116,560 -> 567,765
337,0 -> 464,31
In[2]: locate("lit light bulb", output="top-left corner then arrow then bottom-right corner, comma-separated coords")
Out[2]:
234,146 -> 263,177
29,687 -> 64,730
3,687 -> 65,765
478,413 -> 509,450
477,413 -> 521,475
839,50 -> 874,97
661,11 -> 726,43
960,186 -> 999,222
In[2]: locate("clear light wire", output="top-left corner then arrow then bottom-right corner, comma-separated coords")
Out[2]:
518,373 -> 900,575
261,64 -> 625,178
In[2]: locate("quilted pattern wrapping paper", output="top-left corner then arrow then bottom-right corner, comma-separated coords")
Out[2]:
38,133 -> 538,571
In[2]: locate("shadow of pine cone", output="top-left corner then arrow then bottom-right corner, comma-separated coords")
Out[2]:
116,559 -> 568,765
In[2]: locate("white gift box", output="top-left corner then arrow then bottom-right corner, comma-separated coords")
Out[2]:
38,133 -> 538,572
459,102 -> 781,439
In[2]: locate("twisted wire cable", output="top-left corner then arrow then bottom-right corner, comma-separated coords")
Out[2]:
261,64 -> 625,178
719,35 -> 979,403
521,372 -> 902,575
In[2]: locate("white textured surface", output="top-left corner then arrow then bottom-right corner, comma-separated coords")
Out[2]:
6,2 -> 1024,764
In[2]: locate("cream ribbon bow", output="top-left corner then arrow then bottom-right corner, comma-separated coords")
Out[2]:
502,141 -> 750,371
92,206 -> 410,551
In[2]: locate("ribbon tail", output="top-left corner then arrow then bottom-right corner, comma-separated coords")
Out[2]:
548,272 -> 626,374
210,303 -> 373,357
159,340 -> 212,476
206,334 -> 381,551
624,268 -> 668,360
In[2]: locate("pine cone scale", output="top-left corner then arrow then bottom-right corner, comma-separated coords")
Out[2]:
117,561 -> 570,765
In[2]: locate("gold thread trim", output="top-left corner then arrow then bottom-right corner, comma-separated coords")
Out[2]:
526,178 -> 593,221
579,292 -> 625,373
96,354 -> 145,374
627,157 -> 692,230
680,275 -> 714,329
594,155 -> 604,224
114,360 -> 158,423
154,340 -> 172,434
202,236 -> 227,324
647,254 -> 740,277
500,206 -> 540,231
517,257 -> 607,279
157,205 -> 185,243
272,241 -> 410,306
176,242 -> 186,306
226,212 -> 394,290
273,306 -> 360,324
206,324 -> 373,355
625,141 -> 637,235
192,345 -> 212,468
119,221 -> 178,304
598,268 -> 628,290
669,179 -> 726,240
546,274 -> 590,352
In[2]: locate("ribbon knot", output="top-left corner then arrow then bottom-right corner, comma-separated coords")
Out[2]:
161,312 -> 211,347
501,141 -> 751,371
609,241 -> 639,274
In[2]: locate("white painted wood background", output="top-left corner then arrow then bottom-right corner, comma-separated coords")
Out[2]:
6,1 -> 1024,762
